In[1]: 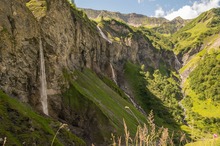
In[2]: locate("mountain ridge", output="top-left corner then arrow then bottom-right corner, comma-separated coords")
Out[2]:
82,8 -> 169,27
82,8 -> 191,34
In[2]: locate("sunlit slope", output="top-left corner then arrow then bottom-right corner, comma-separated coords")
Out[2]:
181,51 -> 220,140
172,8 -> 220,55
0,91 -> 85,146
62,69 -> 147,141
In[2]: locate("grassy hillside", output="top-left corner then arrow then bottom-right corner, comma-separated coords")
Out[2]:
152,16 -> 191,35
172,8 -> 220,55
62,69 -> 148,144
139,27 -> 173,51
96,18 -> 174,52
123,62 -> 191,144
180,50 -> 220,141
0,91 -> 85,146
173,9 -> 220,144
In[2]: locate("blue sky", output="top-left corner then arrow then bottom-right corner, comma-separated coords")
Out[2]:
74,0 -> 220,20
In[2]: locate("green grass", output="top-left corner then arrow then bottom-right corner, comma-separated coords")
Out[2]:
186,138 -> 220,146
183,82 -> 220,118
140,27 -> 174,51
62,69 -> 147,140
0,91 -> 85,146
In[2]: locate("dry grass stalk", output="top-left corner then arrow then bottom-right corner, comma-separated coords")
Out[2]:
123,119 -> 132,146
3,137 -> 6,146
51,123 -> 68,146
111,110 -> 187,146
111,133 -> 116,146
159,128 -> 168,146
117,136 -> 122,146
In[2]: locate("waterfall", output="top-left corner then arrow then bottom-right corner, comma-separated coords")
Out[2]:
125,92 -> 146,115
174,55 -> 181,69
110,63 -> 117,85
97,26 -> 112,44
39,37 -> 48,115
125,93 -> 137,108
178,100 -> 191,126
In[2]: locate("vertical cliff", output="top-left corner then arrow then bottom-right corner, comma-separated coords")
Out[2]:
0,0 -> 41,108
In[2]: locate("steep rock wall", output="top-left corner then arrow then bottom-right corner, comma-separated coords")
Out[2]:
0,0 -> 42,110
0,0 -> 179,115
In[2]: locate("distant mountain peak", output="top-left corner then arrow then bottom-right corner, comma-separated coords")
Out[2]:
173,16 -> 183,21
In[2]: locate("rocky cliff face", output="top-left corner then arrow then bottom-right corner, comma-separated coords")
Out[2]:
0,0 -> 179,114
0,0 -> 41,106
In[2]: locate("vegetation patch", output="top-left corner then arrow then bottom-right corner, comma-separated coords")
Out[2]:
181,51 -> 220,140
124,62 -> 183,131
62,69 -> 147,144
0,91 -> 85,146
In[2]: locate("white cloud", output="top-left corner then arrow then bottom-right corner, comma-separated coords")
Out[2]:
138,0 -> 144,4
154,0 -> 220,20
155,7 -> 165,17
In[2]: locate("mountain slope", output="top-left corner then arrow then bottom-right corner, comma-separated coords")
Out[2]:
61,69 -> 148,145
176,8 -> 220,81
0,90 -> 85,146
152,16 -> 191,35
175,8 -> 220,141
172,8 -> 220,57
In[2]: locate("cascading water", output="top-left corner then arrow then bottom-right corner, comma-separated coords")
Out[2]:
39,37 -> 48,115
125,93 -> 137,108
110,63 -> 117,85
97,26 -> 112,44
174,55 -> 181,69
124,92 -> 146,115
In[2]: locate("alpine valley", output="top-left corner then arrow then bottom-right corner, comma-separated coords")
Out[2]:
0,0 -> 219,145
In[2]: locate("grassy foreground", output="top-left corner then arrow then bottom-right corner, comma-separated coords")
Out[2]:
0,91 -> 85,146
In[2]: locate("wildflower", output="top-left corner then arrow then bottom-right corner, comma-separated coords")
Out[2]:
213,134 -> 218,138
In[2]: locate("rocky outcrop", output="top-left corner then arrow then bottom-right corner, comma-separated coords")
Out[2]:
0,0 -> 41,109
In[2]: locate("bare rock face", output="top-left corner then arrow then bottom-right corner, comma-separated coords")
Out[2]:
41,0 -> 112,117
0,0 -> 42,110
